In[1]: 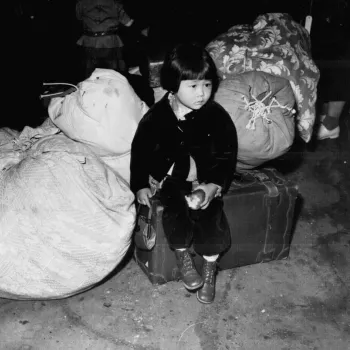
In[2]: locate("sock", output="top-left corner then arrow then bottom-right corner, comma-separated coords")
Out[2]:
322,115 -> 339,131
203,254 -> 219,262
176,248 -> 186,252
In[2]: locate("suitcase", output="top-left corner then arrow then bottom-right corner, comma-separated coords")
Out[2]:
134,168 -> 299,285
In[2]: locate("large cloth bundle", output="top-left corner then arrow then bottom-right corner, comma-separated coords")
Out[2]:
48,68 -> 148,184
48,69 -> 148,157
206,13 -> 320,144
214,71 -> 295,169
0,121 -> 136,300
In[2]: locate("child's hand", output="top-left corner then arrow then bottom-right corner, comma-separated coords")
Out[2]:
195,183 -> 221,210
136,188 -> 153,208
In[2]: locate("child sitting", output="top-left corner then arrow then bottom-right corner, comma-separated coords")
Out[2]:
130,42 -> 238,304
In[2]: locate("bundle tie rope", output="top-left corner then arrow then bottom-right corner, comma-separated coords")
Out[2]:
40,82 -> 78,99
12,138 -> 32,151
243,91 -> 296,130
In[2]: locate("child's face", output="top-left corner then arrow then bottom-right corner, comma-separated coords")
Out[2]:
175,80 -> 212,111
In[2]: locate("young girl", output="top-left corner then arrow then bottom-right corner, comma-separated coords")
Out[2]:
130,42 -> 238,304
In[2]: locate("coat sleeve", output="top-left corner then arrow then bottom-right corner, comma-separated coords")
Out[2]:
130,111 -> 157,194
206,104 -> 238,192
76,0 -> 83,20
116,1 -> 133,26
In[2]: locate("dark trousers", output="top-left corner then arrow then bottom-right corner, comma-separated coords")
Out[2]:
81,47 -> 127,80
158,177 -> 231,256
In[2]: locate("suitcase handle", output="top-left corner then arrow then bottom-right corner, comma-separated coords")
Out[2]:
233,170 -> 279,197
134,204 -> 156,250
231,172 -> 256,185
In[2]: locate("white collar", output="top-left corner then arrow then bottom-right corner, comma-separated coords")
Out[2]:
168,93 -> 192,121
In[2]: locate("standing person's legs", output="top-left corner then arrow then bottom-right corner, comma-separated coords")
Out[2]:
325,101 -> 346,124
82,47 -> 97,80
159,178 -> 203,290
191,199 -> 231,303
81,47 -> 127,79
316,60 -> 350,140
318,101 -> 346,140
109,47 -> 127,75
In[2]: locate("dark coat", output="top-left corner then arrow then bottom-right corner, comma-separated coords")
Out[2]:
130,93 -> 238,194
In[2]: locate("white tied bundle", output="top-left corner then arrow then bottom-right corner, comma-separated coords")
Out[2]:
48,68 -> 148,182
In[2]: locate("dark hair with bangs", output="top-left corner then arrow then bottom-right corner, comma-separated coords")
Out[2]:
160,42 -> 220,94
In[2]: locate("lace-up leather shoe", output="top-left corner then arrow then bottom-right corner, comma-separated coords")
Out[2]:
175,250 -> 203,290
197,260 -> 217,304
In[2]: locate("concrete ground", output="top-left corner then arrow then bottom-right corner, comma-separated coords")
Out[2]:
1,117 -> 349,350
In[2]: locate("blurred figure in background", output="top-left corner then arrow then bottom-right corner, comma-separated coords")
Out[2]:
310,0 -> 350,140
76,0 -> 145,79
317,101 -> 349,140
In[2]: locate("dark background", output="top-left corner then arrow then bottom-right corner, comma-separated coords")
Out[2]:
5,0 -> 349,131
